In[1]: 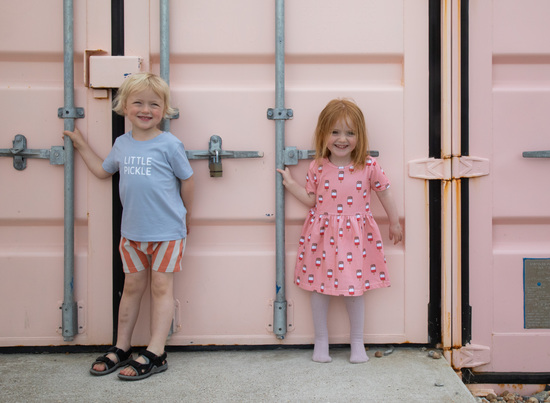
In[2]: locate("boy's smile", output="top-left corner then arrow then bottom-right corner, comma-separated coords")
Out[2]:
124,88 -> 165,140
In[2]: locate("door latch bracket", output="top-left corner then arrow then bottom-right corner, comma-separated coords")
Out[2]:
408,156 -> 489,180
452,343 -> 491,369
0,134 -> 65,170
185,135 -> 264,177
282,148 -> 380,166
57,107 -> 85,119
267,108 -> 294,120
283,147 -> 314,165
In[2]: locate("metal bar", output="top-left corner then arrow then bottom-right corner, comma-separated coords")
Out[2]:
159,0 -> 174,335
273,0 -> 287,340
283,148 -> 379,166
61,0 -> 78,341
186,135 -> 263,179
160,0 -> 170,133
0,149 -> 51,159
0,133 -> 65,168
185,150 -> 264,160
523,150 -> 550,158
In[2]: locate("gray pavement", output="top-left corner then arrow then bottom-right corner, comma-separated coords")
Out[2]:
0,347 -> 476,402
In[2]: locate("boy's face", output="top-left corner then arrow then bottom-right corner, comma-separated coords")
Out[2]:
123,88 -> 165,134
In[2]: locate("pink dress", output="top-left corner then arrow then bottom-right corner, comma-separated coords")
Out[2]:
294,157 -> 391,296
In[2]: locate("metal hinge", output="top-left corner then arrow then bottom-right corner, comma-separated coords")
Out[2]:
452,344 -> 491,369
57,300 -> 85,335
408,156 -> 490,180
266,299 -> 294,334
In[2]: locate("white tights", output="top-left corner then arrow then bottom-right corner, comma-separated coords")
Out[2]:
310,291 -> 369,363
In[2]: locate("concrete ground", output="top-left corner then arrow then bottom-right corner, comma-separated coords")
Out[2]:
0,346 -> 476,403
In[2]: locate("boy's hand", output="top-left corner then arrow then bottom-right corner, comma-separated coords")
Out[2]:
63,127 -> 111,179
63,128 -> 85,150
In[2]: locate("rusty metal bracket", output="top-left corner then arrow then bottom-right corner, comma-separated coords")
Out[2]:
0,134 -> 65,170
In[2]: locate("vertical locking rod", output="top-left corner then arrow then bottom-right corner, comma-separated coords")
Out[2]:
61,0 -> 78,341
160,0 -> 170,133
273,0 -> 287,340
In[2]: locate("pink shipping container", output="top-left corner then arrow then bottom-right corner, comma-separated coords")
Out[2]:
1,0 -> 549,388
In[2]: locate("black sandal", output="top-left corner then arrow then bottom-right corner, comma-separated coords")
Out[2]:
118,350 -> 168,381
90,346 -> 133,376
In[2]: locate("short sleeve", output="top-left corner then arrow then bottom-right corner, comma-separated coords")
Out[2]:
102,138 -> 121,174
305,160 -> 320,195
368,157 -> 391,192
169,142 -> 193,180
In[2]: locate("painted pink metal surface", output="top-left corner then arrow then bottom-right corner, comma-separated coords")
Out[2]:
0,0 -> 429,347
468,0 -> 550,372
0,0 -> 113,345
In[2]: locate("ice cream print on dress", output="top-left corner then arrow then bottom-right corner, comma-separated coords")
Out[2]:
277,98 -> 402,364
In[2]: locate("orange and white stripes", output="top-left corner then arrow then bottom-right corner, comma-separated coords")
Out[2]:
119,237 -> 186,273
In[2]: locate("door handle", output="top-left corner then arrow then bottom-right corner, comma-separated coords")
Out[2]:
523,150 -> 550,158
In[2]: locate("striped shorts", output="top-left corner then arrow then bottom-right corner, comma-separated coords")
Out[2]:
119,237 -> 186,274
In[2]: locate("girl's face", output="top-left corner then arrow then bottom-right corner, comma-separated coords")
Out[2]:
123,88 -> 165,138
326,118 -> 357,166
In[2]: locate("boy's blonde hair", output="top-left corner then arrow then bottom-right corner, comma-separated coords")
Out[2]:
314,98 -> 369,168
112,72 -> 177,118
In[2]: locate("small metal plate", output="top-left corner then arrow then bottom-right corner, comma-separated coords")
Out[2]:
524,258 -> 550,329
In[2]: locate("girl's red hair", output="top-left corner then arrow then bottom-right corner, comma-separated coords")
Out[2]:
314,98 -> 369,168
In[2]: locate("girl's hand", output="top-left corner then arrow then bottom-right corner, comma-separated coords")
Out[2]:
388,222 -> 403,245
276,167 -> 316,207
277,167 -> 295,188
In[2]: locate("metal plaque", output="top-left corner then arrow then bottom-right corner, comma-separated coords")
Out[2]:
524,258 -> 550,329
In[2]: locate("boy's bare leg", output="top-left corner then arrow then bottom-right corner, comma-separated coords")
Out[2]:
148,271 -> 174,355
119,271 -> 174,376
311,291 -> 332,363
92,270 -> 148,372
345,295 -> 369,363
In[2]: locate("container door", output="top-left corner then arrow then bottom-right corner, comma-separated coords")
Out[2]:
126,0 -> 431,346
0,1 -> 114,345
467,0 -> 550,372
0,0 -> 431,347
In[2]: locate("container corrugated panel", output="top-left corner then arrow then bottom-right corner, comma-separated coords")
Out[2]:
0,0 -> 429,347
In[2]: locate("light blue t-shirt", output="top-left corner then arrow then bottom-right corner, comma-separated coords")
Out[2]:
103,131 -> 193,242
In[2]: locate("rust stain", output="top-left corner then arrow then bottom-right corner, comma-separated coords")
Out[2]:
453,178 -> 462,349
